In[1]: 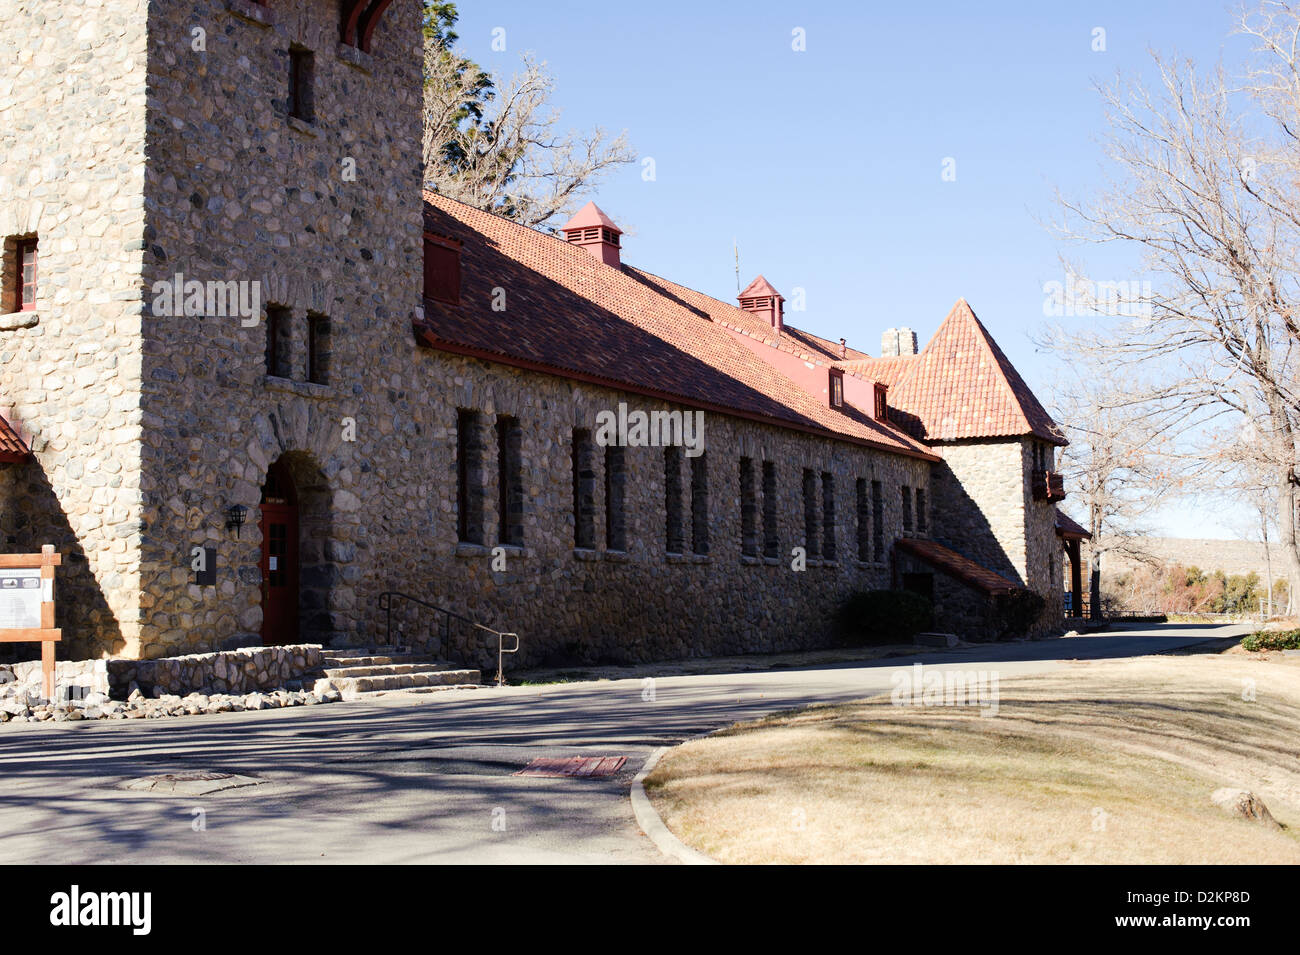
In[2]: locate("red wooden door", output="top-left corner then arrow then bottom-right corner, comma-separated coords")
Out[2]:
259,502 -> 299,645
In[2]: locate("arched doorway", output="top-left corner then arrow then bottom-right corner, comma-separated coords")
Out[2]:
260,458 -> 299,645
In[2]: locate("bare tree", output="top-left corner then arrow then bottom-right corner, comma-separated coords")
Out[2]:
1049,6 -> 1300,609
423,47 -> 637,230
1049,368 -> 1185,619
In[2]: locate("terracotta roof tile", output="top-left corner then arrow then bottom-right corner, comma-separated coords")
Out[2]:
896,538 -> 1023,595
626,267 -> 869,363
0,413 -> 31,462
418,194 -> 935,460
881,299 -> 1065,445
836,354 -> 920,388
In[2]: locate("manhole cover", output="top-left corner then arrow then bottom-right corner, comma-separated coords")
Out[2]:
515,756 -> 626,778
120,771 -> 264,795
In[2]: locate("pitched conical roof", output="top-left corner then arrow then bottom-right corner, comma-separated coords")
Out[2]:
561,201 -> 622,233
887,299 -> 1065,445
738,274 -> 781,299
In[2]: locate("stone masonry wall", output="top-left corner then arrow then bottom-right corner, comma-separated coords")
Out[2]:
133,0 -> 426,657
0,0 -> 150,660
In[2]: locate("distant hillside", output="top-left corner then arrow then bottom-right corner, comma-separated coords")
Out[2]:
1103,537 -> 1283,581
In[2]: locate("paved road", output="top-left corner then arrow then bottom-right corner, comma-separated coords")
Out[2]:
0,624 -> 1243,864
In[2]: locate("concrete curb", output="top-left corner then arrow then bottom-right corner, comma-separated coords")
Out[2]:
631,746 -> 718,865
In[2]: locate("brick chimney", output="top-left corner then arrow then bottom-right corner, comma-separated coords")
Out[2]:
561,201 -> 622,267
738,275 -> 785,333
880,326 -> 918,357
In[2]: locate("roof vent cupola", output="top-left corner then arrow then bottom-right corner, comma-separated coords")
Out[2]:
561,201 -> 623,268
738,275 -> 785,333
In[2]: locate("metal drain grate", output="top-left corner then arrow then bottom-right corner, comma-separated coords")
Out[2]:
515,756 -> 626,778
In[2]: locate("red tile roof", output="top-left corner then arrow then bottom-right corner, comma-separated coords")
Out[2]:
417,194 -> 936,460
0,413 -> 31,463
837,354 -> 919,388
847,300 -> 1065,446
1055,510 -> 1091,540
626,266 -> 870,364
896,538 -> 1023,595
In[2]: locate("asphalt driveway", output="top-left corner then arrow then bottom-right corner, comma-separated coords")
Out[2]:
0,623 -> 1244,864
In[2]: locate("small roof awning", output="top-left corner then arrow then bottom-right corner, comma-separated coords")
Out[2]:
0,413 -> 32,463
1055,510 -> 1091,541
895,538 -> 1022,596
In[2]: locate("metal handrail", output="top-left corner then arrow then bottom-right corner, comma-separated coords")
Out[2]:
378,590 -> 519,686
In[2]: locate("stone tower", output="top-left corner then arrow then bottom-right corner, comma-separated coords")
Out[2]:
1,0 -> 425,659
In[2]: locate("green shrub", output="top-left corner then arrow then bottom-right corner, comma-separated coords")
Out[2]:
834,589 -> 934,645
992,589 -> 1046,638
1242,629 -> 1300,652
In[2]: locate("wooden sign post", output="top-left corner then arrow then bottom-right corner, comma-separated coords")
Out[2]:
0,545 -> 62,699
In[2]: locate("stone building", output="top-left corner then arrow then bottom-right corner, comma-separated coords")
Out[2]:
0,0 -> 1072,671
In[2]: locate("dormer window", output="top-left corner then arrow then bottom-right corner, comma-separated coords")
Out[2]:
424,232 -> 462,305
873,382 -> 888,422
828,369 -> 844,409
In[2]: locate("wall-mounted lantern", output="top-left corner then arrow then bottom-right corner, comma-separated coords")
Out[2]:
225,504 -> 249,538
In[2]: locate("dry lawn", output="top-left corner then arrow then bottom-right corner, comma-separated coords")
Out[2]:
644,654 -> 1300,864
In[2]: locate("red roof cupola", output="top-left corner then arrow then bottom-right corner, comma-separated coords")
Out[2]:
561,201 -> 623,267
737,275 -> 784,333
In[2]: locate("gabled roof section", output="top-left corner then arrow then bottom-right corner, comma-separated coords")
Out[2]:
0,413 -> 31,463
417,194 -> 936,460
625,267 -> 870,364
896,538 -> 1023,596
1055,510 -> 1091,540
836,354 -> 919,388
886,299 -> 1066,446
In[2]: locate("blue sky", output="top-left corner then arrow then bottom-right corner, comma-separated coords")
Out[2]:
451,0 -> 1253,538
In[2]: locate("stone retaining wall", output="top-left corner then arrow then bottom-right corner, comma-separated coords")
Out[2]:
0,644 -> 324,701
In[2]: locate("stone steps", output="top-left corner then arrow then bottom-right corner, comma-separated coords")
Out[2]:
317,668 -> 481,700
322,662 -> 457,679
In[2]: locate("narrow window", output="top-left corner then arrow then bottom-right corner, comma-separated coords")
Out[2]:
916,487 -> 927,534
871,479 -> 884,561
821,472 -> 836,562
740,457 -> 758,558
873,383 -> 888,421
572,429 -> 595,549
856,478 -> 870,561
802,468 -> 820,559
762,461 -> 778,559
605,445 -> 626,551
665,447 -> 684,554
901,485 -> 913,533
288,47 -> 315,122
265,305 -> 292,378
690,452 -> 709,555
828,369 -> 844,409
306,312 -> 329,384
456,410 -> 484,544
17,239 -> 37,311
496,415 -> 523,547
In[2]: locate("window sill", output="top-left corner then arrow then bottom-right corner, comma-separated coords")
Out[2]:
603,550 -> 632,564
455,542 -> 492,558
336,42 -> 374,73
264,376 -> 332,399
0,311 -> 39,331
287,116 -> 318,137
667,553 -> 710,564
740,555 -> 762,566
228,0 -> 275,26
762,556 -> 781,567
